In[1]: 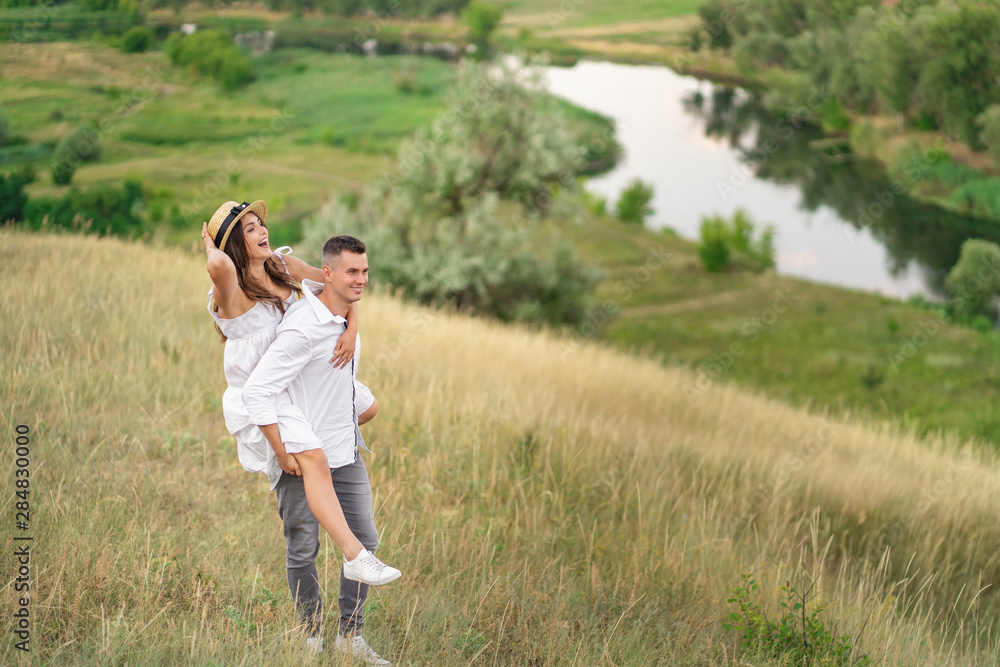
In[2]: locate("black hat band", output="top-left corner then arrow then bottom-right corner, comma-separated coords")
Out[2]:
214,201 -> 250,249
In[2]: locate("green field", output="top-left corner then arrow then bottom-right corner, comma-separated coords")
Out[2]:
495,0 -> 703,27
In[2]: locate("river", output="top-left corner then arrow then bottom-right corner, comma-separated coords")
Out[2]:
543,60 -> 1000,300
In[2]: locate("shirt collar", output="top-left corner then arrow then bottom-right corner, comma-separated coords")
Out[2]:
301,279 -> 347,325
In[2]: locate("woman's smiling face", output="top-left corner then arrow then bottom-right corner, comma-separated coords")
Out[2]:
241,213 -> 271,260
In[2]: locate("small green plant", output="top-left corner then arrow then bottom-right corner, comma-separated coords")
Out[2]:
614,178 -> 654,224
697,209 -> 775,273
463,1 -> 503,58
860,363 -> 884,390
724,574 -> 870,666
122,26 -> 153,53
581,187 -> 607,216
393,69 -> 416,94
698,216 -> 730,272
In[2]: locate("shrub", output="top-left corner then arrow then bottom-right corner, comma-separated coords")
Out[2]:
51,158 -> 76,185
724,574 -> 870,666
393,70 -> 416,94
698,216 -> 731,272
58,121 -> 103,164
945,238 -> 1000,323
733,30 -> 788,71
122,26 -> 153,52
581,187 -> 606,217
165,29 -> 252,90
698,0 -> 733,50
50,121 -> 103,186
950,179 -> 1000,219
698,209 -> 776,273
0,170 -> 29,223
217,48 -> 253,90
726,208 -> 776,270
614,178 -> 654,225
463,1 -> 502,57
25,180 -> 145,238
822,96 -> 851,132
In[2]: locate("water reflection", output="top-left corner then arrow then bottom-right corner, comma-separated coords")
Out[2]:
542,61 -> 1000,300
685,85 -> 1000,297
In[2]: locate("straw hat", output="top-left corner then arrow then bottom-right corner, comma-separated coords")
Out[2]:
205,200 -> 267,251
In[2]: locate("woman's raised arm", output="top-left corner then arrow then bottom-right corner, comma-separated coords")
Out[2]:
280,251 -> 359,368
282,252 -> 324,283
203,221 -> 239,312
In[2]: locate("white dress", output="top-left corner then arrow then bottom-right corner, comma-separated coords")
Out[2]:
208,284 -> 374,490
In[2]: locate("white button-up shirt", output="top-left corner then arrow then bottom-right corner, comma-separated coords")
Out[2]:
242,279 -> 364,470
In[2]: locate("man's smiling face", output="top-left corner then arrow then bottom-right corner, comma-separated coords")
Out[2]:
324,251 -> 369,306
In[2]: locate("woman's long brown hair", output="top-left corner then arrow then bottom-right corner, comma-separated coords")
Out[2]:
211,217 -> 302,342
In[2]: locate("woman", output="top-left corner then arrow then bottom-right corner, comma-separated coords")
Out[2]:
202,199 -> 399,586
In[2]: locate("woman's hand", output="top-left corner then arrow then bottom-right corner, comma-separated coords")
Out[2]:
330,325 -> 357,369
202,222 -> 218,256
277,452 -> 302,476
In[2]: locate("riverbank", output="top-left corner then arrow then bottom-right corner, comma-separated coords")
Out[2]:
496,4 -> 1000,224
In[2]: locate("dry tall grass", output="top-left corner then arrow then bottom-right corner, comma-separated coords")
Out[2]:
3,229 -> 1000,665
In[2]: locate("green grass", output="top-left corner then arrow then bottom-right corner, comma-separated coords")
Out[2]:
547,208 -> 1000,447
495,0 -> 703,27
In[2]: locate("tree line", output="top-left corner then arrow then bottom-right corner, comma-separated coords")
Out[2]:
694,0 -> 1000,159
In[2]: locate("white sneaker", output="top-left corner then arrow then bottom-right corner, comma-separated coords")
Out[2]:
343,548 -> 401,586
302,636 -> 323,654
334,633 -> 391,666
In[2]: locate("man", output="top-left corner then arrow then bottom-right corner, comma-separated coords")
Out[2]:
242,235 -> 394,666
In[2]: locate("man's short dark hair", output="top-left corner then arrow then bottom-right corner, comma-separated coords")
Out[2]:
323,235 -> 366,268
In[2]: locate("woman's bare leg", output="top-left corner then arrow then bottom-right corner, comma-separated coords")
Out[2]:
292,448 -> 364,561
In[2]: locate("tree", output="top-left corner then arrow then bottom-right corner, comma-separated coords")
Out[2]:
385,57 -> 586,219
912,4 -> 1000,148
50,121 -> 103,186
302,57 -> 599,326
122,26 -> 154,53
945,239 -> 1000,323
699,216 -> 731,272
0,171 -> 28,223
614,179 -> 654,225
462,1 -> 502,58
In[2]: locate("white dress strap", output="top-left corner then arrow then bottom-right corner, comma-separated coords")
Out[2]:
273,246 -> 293,277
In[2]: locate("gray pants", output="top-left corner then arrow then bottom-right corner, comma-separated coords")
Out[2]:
275,454 -> 378,637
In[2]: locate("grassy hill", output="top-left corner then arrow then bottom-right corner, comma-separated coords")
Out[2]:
3,229 -> 1000,664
